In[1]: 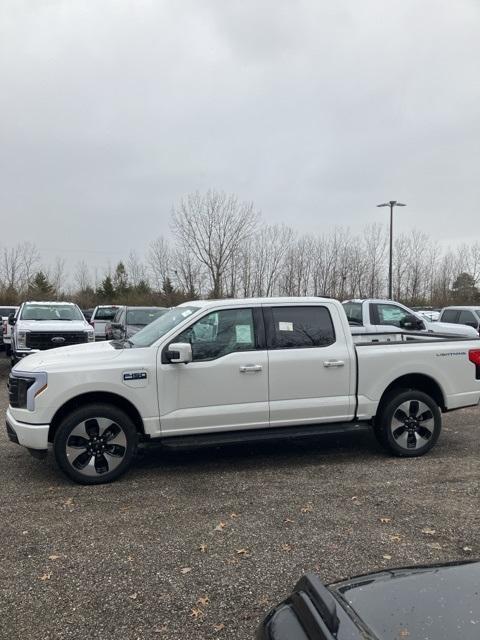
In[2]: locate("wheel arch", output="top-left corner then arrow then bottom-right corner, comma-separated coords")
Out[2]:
48,391 -> 145,443
376,374 -> 446,417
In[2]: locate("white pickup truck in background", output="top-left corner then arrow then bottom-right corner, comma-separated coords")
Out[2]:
343,299 -> 479,338
6,297 -> 480,484
1,306 -> 18,357
10,301 -> 94,365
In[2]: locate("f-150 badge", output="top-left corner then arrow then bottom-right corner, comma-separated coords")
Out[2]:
123,372 -> 147,380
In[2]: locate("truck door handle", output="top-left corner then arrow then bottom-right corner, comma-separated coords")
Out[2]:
239,364 -> 263,373
323,360 -> 345,368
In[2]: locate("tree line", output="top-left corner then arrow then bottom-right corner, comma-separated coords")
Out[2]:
1,190 -> 478,308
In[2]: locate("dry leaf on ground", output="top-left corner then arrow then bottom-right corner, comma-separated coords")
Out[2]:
191,608 -> 203,620
39,572 -> 52,581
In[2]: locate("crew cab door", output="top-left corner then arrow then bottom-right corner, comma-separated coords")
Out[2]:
157,306 -> 269,435
265,303 -> 355,426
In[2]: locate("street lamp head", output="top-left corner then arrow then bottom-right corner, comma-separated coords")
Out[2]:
377,201 -> 407,207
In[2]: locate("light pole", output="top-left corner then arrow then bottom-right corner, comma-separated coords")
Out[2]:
377,200 -> 406,300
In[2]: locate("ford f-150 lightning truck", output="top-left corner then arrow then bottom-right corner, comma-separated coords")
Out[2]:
6,297 -> 480,484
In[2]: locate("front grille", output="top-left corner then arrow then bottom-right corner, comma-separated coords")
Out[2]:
26,331 -> 88,350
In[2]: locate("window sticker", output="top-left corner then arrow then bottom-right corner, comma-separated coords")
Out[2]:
279,321 -> 294,331
236,324 -> 252,343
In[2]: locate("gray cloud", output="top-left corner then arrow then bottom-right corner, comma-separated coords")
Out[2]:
1,0 -> 479,275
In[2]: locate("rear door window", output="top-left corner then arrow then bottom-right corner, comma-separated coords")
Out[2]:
441,309 -> 460,323
95,307 -> 118,320
267,306 -> 335,349
342,302 -> 363,325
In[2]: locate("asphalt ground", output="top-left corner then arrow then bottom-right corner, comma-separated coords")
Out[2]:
0,353 -> 479,639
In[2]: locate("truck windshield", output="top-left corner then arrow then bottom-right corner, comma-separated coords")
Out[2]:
342,302 -> 363,325
21,304 -> 84,321
129,306 -> 200,347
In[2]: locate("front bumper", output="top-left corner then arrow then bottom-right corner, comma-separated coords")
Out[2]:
5,408 -> 49,450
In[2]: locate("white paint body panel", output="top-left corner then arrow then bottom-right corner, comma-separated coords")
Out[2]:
6,297 -> 480,453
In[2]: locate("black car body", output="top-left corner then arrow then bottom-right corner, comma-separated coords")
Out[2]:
106,306 -> 166,340
258,561 -> 480,640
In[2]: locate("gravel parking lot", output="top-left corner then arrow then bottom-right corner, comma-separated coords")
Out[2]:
0,355 -> 479,640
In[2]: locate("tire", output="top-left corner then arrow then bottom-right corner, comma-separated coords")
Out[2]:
54,403 -> 138,484
375,389 -> 441,457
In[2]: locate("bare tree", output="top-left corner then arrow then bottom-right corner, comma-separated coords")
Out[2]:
74,260 -> 92,292
171,248 -> 205,298
49,256 -> 67,298
148,236 -> 171,291
127,250 -> 147,287
171,190 -> 258,298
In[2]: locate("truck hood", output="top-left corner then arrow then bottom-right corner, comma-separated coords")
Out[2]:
426,320 -> 478,336
13,340 -> 123,372
16,320 -> 91,332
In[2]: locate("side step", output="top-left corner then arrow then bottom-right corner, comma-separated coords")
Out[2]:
159,422 -> 369,450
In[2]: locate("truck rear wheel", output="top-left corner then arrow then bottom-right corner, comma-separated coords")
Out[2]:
53,403 -> 138,484
375,389 -> 441,457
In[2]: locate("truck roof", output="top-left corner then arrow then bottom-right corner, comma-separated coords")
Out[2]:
178,296 -> 333,309
22,301 -> 77,306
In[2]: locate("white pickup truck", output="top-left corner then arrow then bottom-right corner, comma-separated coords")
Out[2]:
10,301 -> 94,365
1,306 -> 18,357
6,297 -> 480,484
343,298 -> 479,338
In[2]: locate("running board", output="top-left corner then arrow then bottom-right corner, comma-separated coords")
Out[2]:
159,422 -> 369,450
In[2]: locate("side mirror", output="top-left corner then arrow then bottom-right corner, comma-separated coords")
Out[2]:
401,315 -> 423,330
8,313 -> 16,326
166,342 -> 192,364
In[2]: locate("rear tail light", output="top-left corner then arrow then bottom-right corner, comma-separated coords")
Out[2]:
2,320 -> 6,336
468,349 -> 480,365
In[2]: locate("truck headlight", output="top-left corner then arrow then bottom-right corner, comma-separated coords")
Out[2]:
17,331 -> 28,349
8,371 -> 48,411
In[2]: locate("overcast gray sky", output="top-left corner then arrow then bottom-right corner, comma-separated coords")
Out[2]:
1,0 -> 479,275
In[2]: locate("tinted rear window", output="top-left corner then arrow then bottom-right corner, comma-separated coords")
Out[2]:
94,307 -> 118,320
343,302 -> 363,324
0,308 -> 16,316
441,309 -> 459,323
268,306 -> 335,349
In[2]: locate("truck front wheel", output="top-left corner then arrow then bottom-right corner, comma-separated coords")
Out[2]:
375,389 -> 441,457
54,403 -> 138,484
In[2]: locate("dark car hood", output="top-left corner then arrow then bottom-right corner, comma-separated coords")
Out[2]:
331,561 -> 480,640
